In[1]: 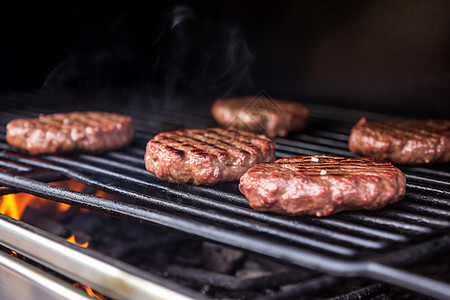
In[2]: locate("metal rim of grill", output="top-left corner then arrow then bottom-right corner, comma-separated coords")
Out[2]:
0,92 -> 449,299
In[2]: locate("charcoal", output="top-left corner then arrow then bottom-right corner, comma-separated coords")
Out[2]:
22,208 -> 70,237
235,268 -> 270,280
244,255 -> 291,273
69,213 -> 104,232
97,236 -> 167,259
172,240 -> 203,267
200,284 -> 213,295
166,265 -> 237,289
166,264 -> 309,291
202,242 -> 246,274
38,219 -> 71,238
55,206 -> 80,223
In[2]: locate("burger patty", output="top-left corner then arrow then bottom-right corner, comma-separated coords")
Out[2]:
145,128 -> 276,186
239,155 -> 406,217
349,118 -> 450,165
6,111 -> 134,155
211,96 -> 310,138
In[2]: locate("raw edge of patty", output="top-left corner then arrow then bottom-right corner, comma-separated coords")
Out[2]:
349,117 -> 450,165
145,128 -> 276,186
6,111 -> 134,155
211,97 -> 310,138
239,155 -> 406,217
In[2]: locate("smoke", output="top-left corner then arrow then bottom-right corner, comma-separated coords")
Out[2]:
155,6 -> 255,103
170,5 -> 195,29
42,5 -> 255,107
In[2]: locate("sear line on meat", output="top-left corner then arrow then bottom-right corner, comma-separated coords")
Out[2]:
211,96 -> 310,138
145,128 -> 276,186
349,118 -> 450,165
239,155 -> 406,217
6,111 -> 134,155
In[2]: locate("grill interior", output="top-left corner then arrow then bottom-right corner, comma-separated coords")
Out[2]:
0,92 -> 450,299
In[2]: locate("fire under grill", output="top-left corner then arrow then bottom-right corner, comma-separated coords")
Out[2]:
0,92 -> 450,300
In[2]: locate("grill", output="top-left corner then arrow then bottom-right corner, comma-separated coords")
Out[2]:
1,92 -> 450,300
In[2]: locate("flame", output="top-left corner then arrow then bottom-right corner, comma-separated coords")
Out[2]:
57,202 -> 71,212
53,180 -> 86,191
0,180 -> 119,220
0,180 -> 91,220
94,189 -> 120,200
95,190 -> 111,198
66,235 -> 89,248
0,194 -> 33,220
73,283 -> 105,300
2,179 -> 106,300
53,180 -> 86,212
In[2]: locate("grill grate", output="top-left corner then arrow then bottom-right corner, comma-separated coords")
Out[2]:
0,92 -> 450,299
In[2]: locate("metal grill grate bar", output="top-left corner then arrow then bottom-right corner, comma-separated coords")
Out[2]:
0,94 -> 450,299
0,151 -> 358,256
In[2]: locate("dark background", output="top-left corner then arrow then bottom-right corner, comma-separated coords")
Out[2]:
0,1 -> 449,117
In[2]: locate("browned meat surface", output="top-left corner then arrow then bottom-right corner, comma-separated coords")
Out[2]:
211,96 -> 309,138
145,128 -> 276,186
349,118 -> 450,165
239,155 -> 406,217
6,111 -> 134,155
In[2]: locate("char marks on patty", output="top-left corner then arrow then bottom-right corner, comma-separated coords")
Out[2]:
6,111 -> 134,155
211,96 -> 310,138
145,128 -> 276,186
239,155 -> 406,217
349,118 -> 450,165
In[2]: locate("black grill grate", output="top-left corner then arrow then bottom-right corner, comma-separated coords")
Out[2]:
0,92 -> 450,299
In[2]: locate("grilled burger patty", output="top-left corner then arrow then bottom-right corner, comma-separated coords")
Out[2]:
6,111 -> 134,155
239,155 -> 406,217
211,97 -> 310,138
145,128 -> 276,186
349,118 -> 450,165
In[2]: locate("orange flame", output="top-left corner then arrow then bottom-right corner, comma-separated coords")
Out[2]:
0,180 -> 91,220
94,189 -> 119,200
66,235 -> 89,248
0,194 -> 32,220
73,283 -> 105,300
2,180 -> 106,300
0,180 -> 120,220
57,202 -> 71,212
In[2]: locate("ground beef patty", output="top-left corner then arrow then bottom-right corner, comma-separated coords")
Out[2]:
211,96 -> 310,138
6,111 -> 134,155
349,118 -> 450,165
145,128 -> 276,186
239,155 -> 406,217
